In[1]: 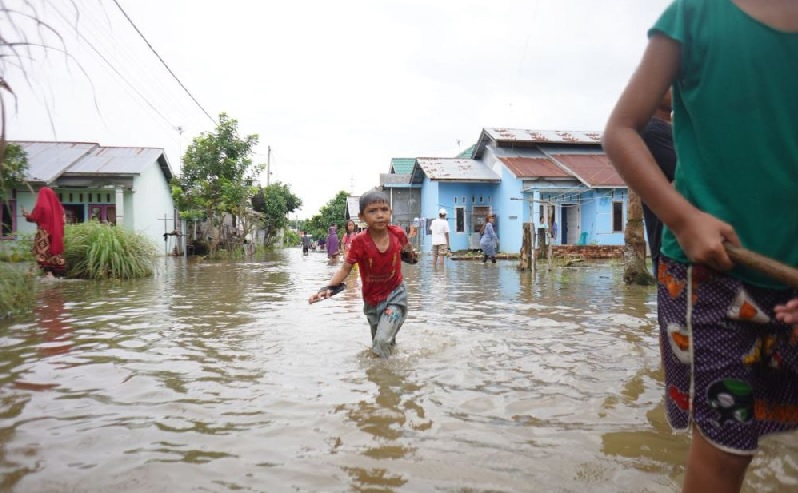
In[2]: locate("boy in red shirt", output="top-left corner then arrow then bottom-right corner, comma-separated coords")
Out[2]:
308,191 -> 417,357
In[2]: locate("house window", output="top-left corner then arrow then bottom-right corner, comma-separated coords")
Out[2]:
1,199 -> 16,238
612,201 -> 624,232
455,207 -> 465,233
454,197 -> 457,204
471,195 -> 475,203
461,196 -> 466,204
479,195 -> 483,203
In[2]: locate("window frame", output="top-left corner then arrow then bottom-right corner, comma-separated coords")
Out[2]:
455,206 -> 466,233
612,201 -> 624,233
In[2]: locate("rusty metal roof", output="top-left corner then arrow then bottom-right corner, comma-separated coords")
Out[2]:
486,128 -> 602,144
499,157 -> 571,179
67,146 -> 173,180
16,141 -> 98,183
416,158 -> 500,182
550,153 -> 624,188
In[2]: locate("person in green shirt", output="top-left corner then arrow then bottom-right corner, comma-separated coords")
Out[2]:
604,1 -> 798,492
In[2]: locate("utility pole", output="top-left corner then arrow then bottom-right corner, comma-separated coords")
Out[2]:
266,145 -> 271,187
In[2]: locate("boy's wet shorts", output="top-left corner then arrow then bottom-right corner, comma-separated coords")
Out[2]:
658,256 -> 798,454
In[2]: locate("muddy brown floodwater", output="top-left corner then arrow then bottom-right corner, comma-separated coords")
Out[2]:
0,249 -> 796,492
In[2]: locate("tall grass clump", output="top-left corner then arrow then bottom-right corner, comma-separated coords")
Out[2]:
63,222 -> 157,280
0,263 -> 35,318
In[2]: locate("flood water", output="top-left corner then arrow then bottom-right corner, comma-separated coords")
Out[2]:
1,249 -> 796,493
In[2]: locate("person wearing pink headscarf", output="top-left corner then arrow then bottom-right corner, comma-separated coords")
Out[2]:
22,187 -> 66,277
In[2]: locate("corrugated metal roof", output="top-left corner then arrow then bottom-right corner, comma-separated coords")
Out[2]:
380,173 -> 413,186
550,154 -> 625,188
13,141 -> 173,183
17,141 -> 98,183
346,196 -> 360,218
417,158 -> 501,182
499,157 -> 571,179
486,128 -> 602,144
67,146 -> 171,179
390,158 -> 415,175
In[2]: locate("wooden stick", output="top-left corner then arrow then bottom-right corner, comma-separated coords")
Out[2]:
724,243 -> 798,290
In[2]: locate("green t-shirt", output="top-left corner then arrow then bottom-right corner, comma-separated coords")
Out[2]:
651,0 -> 798,288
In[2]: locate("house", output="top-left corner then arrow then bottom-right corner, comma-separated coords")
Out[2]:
1,141 -> 178,253
380,158 -> 422,232
392,129 -> 628,254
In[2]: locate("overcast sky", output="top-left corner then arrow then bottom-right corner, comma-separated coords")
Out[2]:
5,0 -> 671,217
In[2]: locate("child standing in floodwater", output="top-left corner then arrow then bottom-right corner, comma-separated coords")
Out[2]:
308,191 -> 416,357
603,1 -> 798,491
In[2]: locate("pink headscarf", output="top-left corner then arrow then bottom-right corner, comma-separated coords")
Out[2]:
28,187 -> 65,255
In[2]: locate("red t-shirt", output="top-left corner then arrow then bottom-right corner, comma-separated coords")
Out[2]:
346,225 -> 407,305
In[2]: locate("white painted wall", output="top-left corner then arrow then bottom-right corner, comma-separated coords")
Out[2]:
131,161 -> 175,254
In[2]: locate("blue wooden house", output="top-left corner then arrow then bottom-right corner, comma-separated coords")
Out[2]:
394,129 -> 628,254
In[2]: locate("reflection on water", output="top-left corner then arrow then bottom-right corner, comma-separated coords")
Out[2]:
0,251 -> 795,492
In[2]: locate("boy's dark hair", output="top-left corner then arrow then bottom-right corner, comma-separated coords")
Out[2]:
359,191 -> 389,212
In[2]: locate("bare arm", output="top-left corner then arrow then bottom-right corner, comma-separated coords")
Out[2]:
603,35 -> 738,270
308,261 -> 354,303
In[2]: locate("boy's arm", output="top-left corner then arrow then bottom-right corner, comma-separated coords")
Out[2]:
308,262 -> 354,303
603,34 -> 738,271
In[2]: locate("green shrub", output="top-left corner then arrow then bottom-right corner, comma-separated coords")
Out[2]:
63,222 -> 157,280
0,263 -> 35,318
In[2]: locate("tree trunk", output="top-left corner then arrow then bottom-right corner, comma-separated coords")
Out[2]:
623,190 -> 655,286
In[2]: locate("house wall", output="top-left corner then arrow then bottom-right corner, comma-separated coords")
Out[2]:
494,164 -> 525,254
131,161 -> 175,253
387,187 -> 420,231
11,191 -> 36,236
588,188 -> 627,245
442,182 -> 498,252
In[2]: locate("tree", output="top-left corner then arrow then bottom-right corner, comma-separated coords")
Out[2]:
305,191 -> 348,241
623,190 -> 655,285
171,113 -> 261,256
0,143 -> 28,201
251,182 -> 302,246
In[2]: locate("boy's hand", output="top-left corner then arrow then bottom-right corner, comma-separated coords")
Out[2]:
308,283 -> 346,304
672,210 -> 739,271
400,248 -> 418,264
308,288 -> 330,304
775,299 -> 798,325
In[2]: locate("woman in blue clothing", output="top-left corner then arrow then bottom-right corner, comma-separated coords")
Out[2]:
479,214 -> 498,264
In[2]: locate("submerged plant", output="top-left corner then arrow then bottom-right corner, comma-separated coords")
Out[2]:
0,263 -> 35,318
63,222 -> 157,280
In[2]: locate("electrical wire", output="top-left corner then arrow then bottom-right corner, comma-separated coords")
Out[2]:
108,0 -> 216,125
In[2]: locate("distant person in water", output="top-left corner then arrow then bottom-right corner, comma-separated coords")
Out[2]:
22,187 -> 66,278
327,225 -> 339,262
301,231 -> 312,256
341,219 -> 357,258
308,191 -> 417,357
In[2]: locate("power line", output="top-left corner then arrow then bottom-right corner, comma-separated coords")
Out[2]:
109,0 -> 216,125
47,2 -> 179,134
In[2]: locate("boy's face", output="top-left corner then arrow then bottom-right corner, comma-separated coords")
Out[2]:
359,201 -> 391,231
